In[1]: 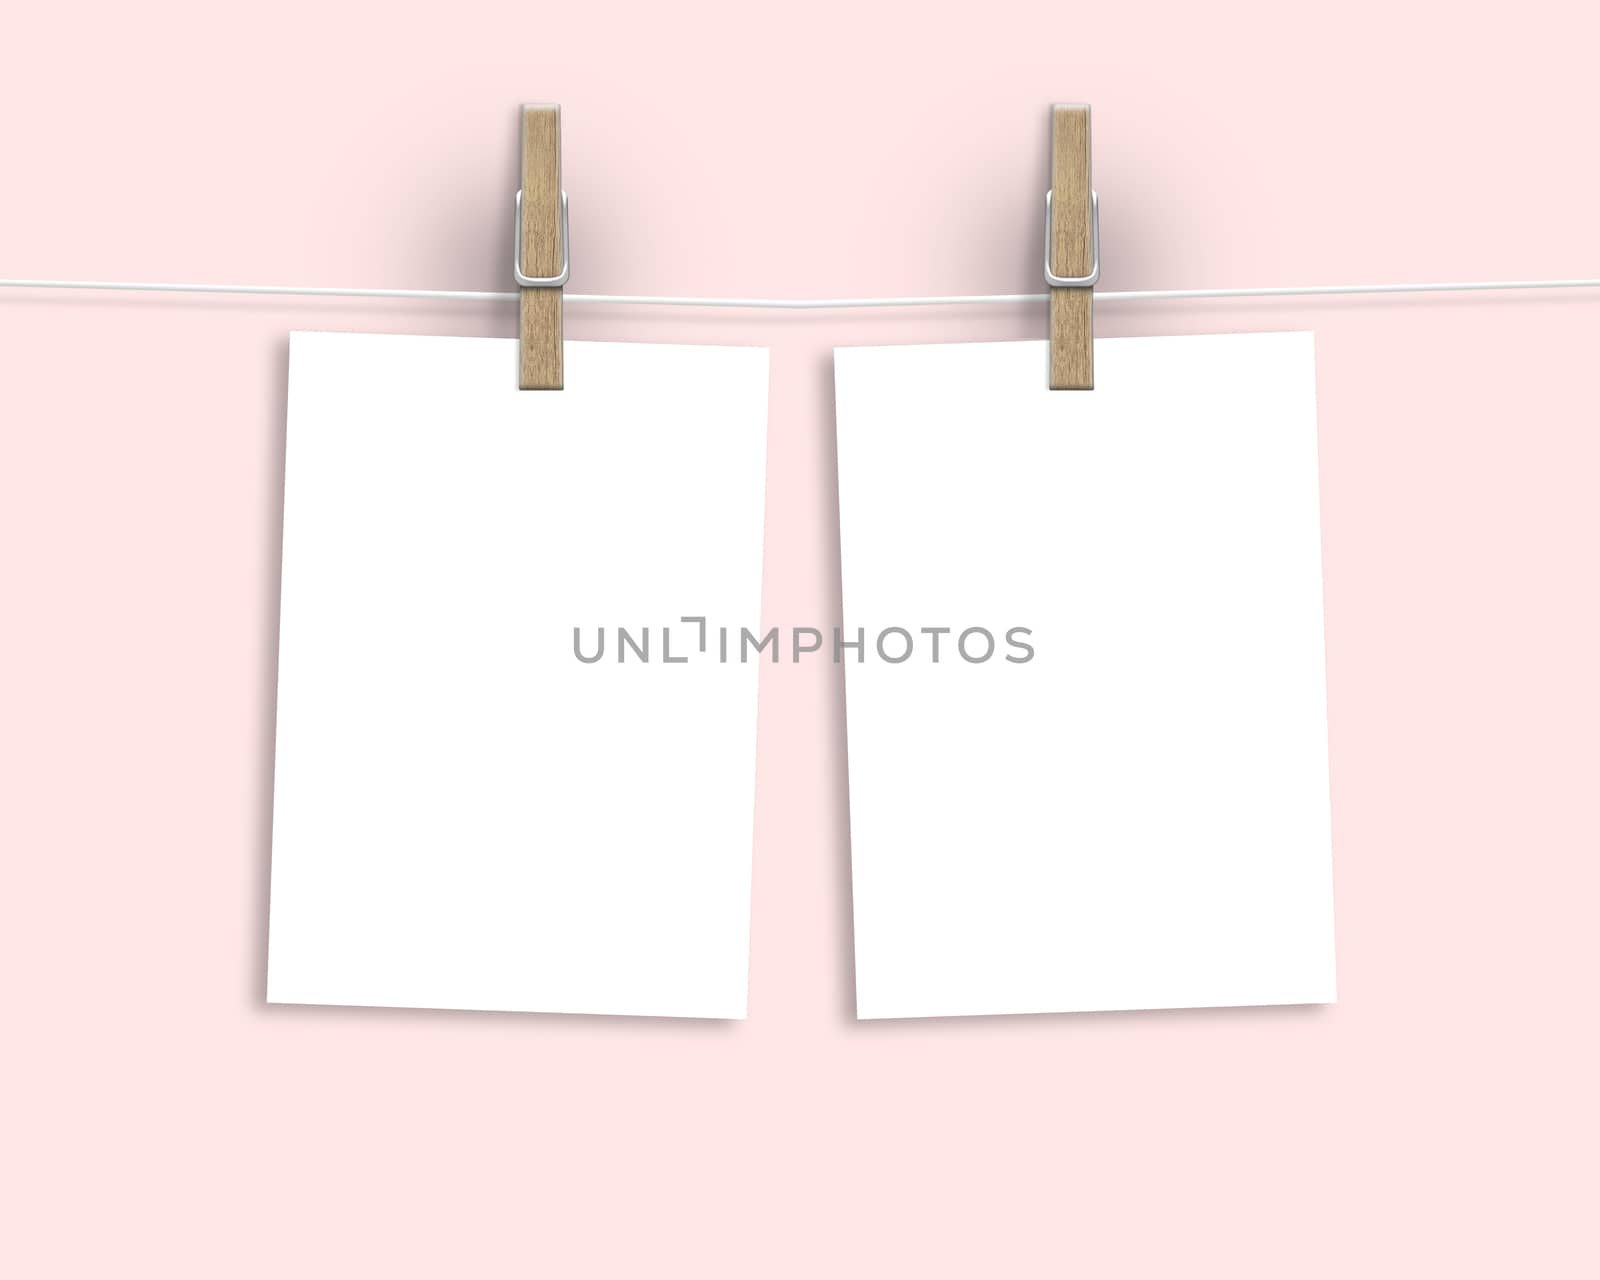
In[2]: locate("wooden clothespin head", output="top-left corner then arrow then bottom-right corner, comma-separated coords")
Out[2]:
517,104 -> 567,390
1047,104 -> 1098,390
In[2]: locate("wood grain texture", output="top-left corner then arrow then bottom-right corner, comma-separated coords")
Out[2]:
519,104 -> 563,390
1049,104 -> 1093,390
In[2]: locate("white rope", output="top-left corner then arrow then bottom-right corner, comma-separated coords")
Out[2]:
3,275 -> 1600,307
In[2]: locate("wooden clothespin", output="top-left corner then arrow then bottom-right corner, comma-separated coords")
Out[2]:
1048,104 -> 1096,390
518,104 -> 566,390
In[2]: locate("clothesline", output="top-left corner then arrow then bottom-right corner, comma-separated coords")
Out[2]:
3,275 -> 1600,308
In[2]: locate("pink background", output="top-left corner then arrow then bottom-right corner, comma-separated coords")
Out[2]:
3,2 -> 1597,1275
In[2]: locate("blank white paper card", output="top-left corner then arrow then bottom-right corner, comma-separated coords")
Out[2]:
268,333 -> 768,1018
835,332 -> 1336,1019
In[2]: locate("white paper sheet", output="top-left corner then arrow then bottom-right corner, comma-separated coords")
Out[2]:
835,332 -> 1335,1019
268,334 -> 768,1018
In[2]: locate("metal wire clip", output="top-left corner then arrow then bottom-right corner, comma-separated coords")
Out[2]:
513,189 -> 571,287
1043,189 -> 1100,288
